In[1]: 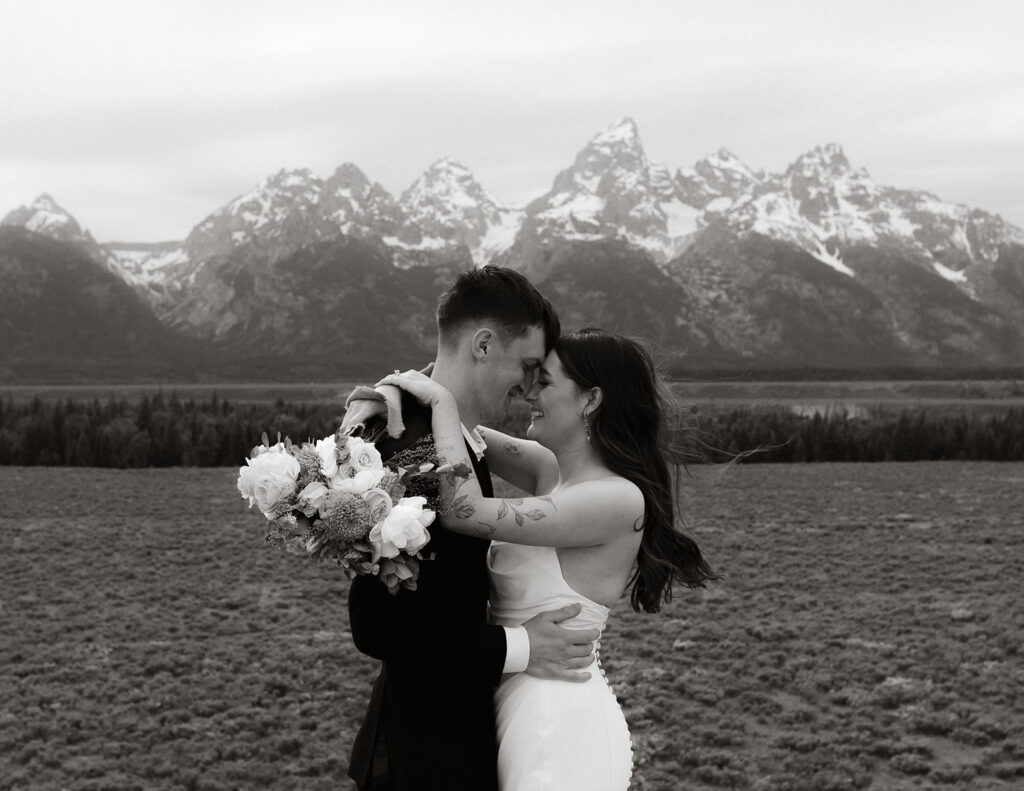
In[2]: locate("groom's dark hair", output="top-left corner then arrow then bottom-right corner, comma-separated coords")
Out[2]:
436,265 -> 560,352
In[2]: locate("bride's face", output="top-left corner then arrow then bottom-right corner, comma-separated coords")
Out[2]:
524,352 -> 588,447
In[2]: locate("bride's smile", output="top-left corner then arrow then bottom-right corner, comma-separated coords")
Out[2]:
524,354 -> 591,448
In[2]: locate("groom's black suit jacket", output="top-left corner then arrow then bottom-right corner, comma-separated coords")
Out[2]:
347,390 -> 505,791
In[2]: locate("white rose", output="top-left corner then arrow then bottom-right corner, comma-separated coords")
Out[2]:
237,449 -> 300,517
296,481 -> 330,517
347,436 -> 383,474
237,444 -> 286,504
330,467 -> 385,495
315,435 -> 339,478
369,496 -> 435,561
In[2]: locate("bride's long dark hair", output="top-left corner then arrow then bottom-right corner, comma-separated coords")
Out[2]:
554,328 -> 718,613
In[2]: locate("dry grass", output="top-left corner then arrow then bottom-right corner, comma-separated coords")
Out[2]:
1,463 -> 1022,789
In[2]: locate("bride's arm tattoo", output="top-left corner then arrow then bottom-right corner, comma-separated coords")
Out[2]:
441,477 -> 557,539
503,441 -> 522,457
495,497 -> 556,527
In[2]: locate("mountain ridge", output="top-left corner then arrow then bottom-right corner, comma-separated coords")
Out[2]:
3,117 -> 1024,381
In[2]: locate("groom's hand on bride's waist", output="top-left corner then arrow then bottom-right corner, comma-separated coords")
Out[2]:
522,603 -> 599,682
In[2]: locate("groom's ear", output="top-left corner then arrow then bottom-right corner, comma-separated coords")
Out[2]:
470,328 -> 495,361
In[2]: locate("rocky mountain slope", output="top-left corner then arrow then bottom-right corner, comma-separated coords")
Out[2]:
0,227 -> 200,382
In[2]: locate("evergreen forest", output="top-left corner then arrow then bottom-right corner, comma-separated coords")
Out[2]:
1,393 -> 1022,467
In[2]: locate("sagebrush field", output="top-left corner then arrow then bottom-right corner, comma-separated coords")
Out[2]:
1,463 -> 1022,790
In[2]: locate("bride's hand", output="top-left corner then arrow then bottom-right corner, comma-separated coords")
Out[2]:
376,369 -> 453,408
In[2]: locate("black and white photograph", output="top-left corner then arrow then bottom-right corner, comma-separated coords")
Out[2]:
2,1 -> 1022,789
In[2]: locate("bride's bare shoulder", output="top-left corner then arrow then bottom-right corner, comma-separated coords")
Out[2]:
570,476 -> 644,518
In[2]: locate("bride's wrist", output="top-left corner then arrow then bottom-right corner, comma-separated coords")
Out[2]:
431,390 -> 457,411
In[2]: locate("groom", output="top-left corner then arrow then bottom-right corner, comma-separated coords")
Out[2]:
343,266 -> 598,791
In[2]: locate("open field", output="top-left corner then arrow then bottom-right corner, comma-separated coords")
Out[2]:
1,463 -> 1022,790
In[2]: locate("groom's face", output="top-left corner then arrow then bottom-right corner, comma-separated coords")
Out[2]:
478,325 -> 546,421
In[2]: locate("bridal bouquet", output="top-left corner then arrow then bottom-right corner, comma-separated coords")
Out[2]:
237,430 -> 468,594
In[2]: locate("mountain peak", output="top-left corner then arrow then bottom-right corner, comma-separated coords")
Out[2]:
560,117 -> 650,189
330,162 -> 369,181
423,157 -> 472,176
7,193 -> 73,221
223,168 -> 323,214
676,148 -> 762,207
592,116 -> 641,144
260,167 -> 319,190
696,148 -> 757,175
787,144 -> 855,179
410,159 -> 487,199
31,193 -> 63,211
1,193 -> 94,246
581,117 -> 646,163
324,163 -> 373,195
399,157 -> 515,256
404,158 -> 492,201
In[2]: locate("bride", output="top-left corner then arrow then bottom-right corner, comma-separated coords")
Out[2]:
380,327 -> 717,791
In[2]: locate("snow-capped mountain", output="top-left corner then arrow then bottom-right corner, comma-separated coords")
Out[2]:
115,159 -> 525,314
722,143 -> 1024,283
512,118 -> 701,271
1,194 -> 107,261
320,163 -> 407,241
399,158 -> 522,266
675,148 -> 764,209
4,117 -> 1024,378
185,168 -> 328,263
181,159 -> 525,271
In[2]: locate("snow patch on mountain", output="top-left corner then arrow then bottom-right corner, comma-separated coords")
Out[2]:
813,242 -> 854,276
933,261 -> 967,283
381,234 -> 450,251
539,191 -> 606,227
661,199 -> 701,238
475,210 -> 524,266
106,245 -> 190,289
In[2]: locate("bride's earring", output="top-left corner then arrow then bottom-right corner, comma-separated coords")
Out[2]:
582,411 -> 591,442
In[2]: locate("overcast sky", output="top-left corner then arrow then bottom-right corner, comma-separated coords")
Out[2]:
2,0 -> 1022,241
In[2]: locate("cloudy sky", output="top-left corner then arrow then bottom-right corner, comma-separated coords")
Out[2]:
2,0 -> 1022,241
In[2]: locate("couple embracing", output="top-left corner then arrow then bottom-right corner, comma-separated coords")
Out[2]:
342,266 -> 715,791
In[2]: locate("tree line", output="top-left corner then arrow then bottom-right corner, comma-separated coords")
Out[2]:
693,406 -> 1024,463
0,393 -> 1022,467
0,393 -> 341,468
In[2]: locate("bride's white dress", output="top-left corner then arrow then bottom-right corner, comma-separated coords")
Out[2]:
487,541 -> 634,791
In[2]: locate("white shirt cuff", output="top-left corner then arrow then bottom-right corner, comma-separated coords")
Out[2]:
502,626 -> 530,673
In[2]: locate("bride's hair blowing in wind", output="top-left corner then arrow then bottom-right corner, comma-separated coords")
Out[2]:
553,328 -> 718,613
